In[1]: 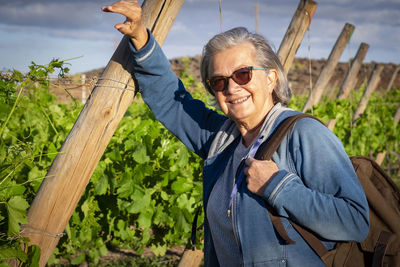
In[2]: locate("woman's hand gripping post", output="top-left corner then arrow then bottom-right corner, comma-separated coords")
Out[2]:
101,0 -> 149,50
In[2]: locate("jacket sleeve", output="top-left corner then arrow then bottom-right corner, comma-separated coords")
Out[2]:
129,30 -> 227,159
263,117 -> 369,242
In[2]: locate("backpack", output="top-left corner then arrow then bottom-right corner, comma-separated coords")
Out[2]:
257,113 -> 400,267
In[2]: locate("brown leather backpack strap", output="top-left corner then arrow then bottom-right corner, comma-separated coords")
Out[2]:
268,210 -> 296,245
371,231 -> 393,267
256,113 -> 321,161
258,113 -> 329,255
290,220 -> 330,258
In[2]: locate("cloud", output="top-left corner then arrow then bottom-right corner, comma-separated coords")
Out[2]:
0,0 -> 399,74
0,24 -> 117,40
317,1 -> 400,27
0,0 -> 122,31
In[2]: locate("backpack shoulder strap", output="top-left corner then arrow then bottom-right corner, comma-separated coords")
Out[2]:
258,113 -> 330,258
255,113 -> 321,161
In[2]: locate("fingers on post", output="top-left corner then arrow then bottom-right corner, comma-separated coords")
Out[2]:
102,1 -> 141,20
102,0 -> 146,41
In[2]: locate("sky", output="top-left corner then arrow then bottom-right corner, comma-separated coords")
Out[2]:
0,0 -> 399,74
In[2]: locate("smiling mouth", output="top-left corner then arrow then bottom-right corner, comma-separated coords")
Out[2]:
229,96 -> 250,104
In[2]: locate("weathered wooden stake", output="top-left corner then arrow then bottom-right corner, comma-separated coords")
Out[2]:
326,42 -> 369,131
302,23 -> 355,112
178,249 -> 204,267
277,0 -> 317,74
327,79 -> 340,100
395,105 -> 400,125
337,43 -> 369,99
20,1 -> 184,266
386,65 -> 400,92
352,64 -> 384,123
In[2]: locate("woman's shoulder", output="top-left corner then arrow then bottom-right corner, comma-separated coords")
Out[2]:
290,114 -> 343,150
293,116 -> 327,133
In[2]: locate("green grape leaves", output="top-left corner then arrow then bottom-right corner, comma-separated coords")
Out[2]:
6,196 -> 29,236
1,59 -> 398,265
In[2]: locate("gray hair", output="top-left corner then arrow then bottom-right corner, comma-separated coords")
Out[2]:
200,27 -> 291,105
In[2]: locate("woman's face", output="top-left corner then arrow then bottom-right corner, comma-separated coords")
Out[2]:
209,42 -> 277,128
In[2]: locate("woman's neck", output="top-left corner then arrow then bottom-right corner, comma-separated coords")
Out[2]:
237,118 -> 265,147
235,103 -> 275,147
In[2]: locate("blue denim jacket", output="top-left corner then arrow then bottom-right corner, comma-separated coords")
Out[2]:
129,31 -> 369,266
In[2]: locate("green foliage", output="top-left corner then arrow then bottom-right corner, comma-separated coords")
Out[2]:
289,88 -> 400,182
1,59 -> 205,265
0,59 -> 77,265
1,58 -> 398,266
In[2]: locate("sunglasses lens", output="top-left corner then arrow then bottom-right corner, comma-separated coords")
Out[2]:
232,68 -> 252,85
209,77 -> 226,92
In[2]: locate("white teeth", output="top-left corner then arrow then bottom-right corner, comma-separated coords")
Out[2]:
231,96 -> 249,104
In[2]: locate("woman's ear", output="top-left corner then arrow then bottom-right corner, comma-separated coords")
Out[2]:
267,69 -> 278,89
266,69 -> 278,93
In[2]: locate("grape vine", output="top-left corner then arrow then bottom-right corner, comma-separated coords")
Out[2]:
0,58 -> 398,266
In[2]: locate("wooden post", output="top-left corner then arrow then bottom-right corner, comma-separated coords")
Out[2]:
326,42 -> 369,131
352,64 -> 384,123
277,0 -> 317,74
327,79 -> 340,100
337,43 -> 369,100
302,23 -> 355,112
178,249 -> 204,267
20,1 -> 184,266
326,119 -> 336,131
395,105 -> 400,125
386,65 -> 400,92
376,105 -> 400,165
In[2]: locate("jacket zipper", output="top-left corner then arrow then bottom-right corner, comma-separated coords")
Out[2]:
228,158 -> 245,217
232,191 -> 244,266
230,158 -> 245,265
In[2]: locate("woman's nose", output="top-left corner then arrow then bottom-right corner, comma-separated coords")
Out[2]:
225,77 -> 241,94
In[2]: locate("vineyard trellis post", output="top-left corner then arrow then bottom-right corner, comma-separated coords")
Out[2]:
178,249 -> 204,267
19,1 -> 184,266
302,23 -> 355,112
326,42 -> 369,131
277,0 -> 317,74
395,105 -> 400,125
386,65 -> 400,92
337,42 -> 369,100
352,64 -> 384,123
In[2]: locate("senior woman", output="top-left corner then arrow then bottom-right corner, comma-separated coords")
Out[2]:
102,1 -> 369,266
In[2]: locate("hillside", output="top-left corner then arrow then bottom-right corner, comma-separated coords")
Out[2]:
82,57 -> 400,97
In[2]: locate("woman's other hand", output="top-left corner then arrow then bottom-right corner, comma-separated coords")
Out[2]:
245,158 -> 279,196
102,0 -> 148,50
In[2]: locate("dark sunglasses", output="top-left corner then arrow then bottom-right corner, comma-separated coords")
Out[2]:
207,66 -> 266,92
